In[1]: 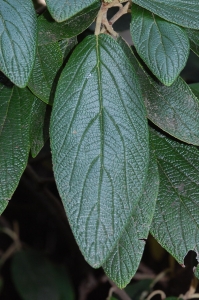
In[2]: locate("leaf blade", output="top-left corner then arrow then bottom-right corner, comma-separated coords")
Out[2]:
50,34 -> 149,267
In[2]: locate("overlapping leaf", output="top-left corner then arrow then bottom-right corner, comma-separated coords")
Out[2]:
50,34 -> 149,267
103,149 -> 159,288
150,128 -> 199,265
45,0 -> 100,22
0,84 -> 34,203
130,5 -> 189,86
117,37 -> 199,146
185,29 -> 199,56
133,0 -> 199,29
38,10 -> 99,46
29,98 -> 50,158
28,42 -> 63,104
0,0 -> 37,87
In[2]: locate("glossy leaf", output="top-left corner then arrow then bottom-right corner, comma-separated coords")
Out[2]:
38,9 -> 99,46
185,29 -> 199,56
28,42 -> 63,104
11,250 -> 74,300
103,149 -> 159,288
117,37 -> 199,146
0,0 -> 37,87
130,5 -> 189,86
50,34 -> 149,267
45,0 -> 100,22
29,98 -> 50,158
0,84 -> 34,202
150,128 -> 199,265
133,0 -> 199,29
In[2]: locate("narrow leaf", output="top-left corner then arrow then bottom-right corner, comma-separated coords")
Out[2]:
0,0 -> 37,87
150,127 -> 199,265
117,37 -> 199,146
130,5 -> 189,86
133,0 -> 199,30
185,29 -> 199,56
0,84 -> 34,201
29,98 -> 50,158
38,9 -> 99,45
103,148 -> 159,288
45,0 -> 100,23
50,34 -> 149,267
28,43 -> 63,104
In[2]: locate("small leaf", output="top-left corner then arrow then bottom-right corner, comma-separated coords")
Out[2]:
0,0 -> 37,87
45,0 -> 100,23
38,9 -> 99,45
117,37 -> 199,146
150,127 -> 199,265
50,34 -> 149,267
11,250 -> 74,300
133,0 -> 199,30
130,4 -> 189,86
29,98 -> 50,158
0,84 -> 34,202
185,29 -> 199,56
28,42 -> 63,104
103,148 -> 159,288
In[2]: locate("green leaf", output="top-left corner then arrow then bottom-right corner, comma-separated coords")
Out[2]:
125,279 -> 152,300
130,5 -> 189,86
38,9 -> 99,46
117,37 -> 199,146
59,38 -> 78,60
0,0 -> 37,87
103,148 -> 159,288
0,84 -> 34,202
28,42 -> 63,104
45,0 -> 100,23
185,29 -> 199,56
150,127 -> 199,265
29,98 -> 50,158
11,250 -> 74,300
50,34 -> 149,267
132,0 -> 199,30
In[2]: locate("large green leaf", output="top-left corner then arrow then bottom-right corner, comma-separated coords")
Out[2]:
103,148 -> 159,288
0,0 -> 37,87
0,84 -> 34,202
45,0 -> 100,22
133,0 -> 199,29
11,250 -> 75,300
185,29 -> 199,56
28,42 -> 63,104
59,38 -> 78,60
117,37 -> 199,146
38,9 -> 99,45
150,128 -> 199,265
130,5 -> 189,86
50,34 -> 149,267
29,98 -> 50,158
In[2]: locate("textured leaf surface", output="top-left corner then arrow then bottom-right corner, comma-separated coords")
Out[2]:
185,29 -> 199,56
130,5 -> 189,86
59,38 -> 78,60
28,42 -> 63,104
103,149 -> 159,288
50,34 -> 149,267
117,37 -> 199,146
0,84 -> 34,201
133,0 -> 199,29
30,99 -> 50,158
11,250 -> 75,300
45,0 -> 99,22
0,0 -> 37,87
150,128 -> 199,265
38,9 -> 99,45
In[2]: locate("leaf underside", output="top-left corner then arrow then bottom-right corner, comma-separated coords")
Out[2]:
0,0 -> 37,87
103,148 -> 159,288
50,34 -> 149,267
130,4 -> 190,86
